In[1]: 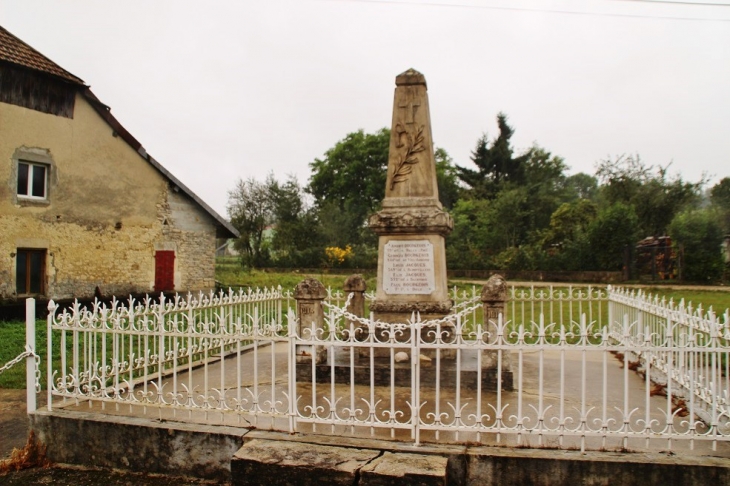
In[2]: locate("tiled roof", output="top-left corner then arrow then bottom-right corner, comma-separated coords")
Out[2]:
0,24 -> 237,238
0,25 -> 84,85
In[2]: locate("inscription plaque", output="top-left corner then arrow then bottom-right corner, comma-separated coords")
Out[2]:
383,240 -> 435,295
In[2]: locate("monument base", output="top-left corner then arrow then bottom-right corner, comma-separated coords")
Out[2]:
296,346 -> 513,391
358,313 -> 455,360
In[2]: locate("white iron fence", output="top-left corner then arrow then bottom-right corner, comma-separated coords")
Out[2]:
36,284 -> 730,454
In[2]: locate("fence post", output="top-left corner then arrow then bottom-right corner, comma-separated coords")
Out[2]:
607,286 -> 614,330
25,298 -> 36,413
287,308 -> 298,434
481,274 -> 513,389
344,274 -> 366,318
344,274 -> 366,338
294,278 -> 327,365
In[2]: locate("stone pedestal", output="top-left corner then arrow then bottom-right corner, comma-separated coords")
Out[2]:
297,274 -> 514,391
295,346 -> 513,391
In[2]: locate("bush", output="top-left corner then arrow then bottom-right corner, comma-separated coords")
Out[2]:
346,244 -> 378,269
668,209 -> 724,282
587,202 -> 640,271
271,247 -> 323,268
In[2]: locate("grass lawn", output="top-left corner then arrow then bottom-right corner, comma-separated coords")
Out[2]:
0,320 -> 50,390
638,287 -> 730,315
2,260 -> 728,389
215,257 -> 378,292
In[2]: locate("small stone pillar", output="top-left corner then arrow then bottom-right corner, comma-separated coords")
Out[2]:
481,274 -> 512,376
294,278 -> 327,364
481,274 -> 507,325
344,274 -> 366,323
345,274 -> 369,347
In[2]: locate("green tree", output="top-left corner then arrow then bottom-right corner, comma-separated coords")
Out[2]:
270,176 -> 322,267
270,176 -> 304,249
542,199 -> 598,249
491,188 -> 530,249
446,189 -> 533,270
308,128 -> 459,244
595,154 -> 651,204
435,147 -> 460,209
449,135 -> 574,270
564,172 -> 598,201
307,129 -> 390,243
456,113 -> 530,199
227,175 -> 276,268
669,209 -> 724,282
446,199 -> 495,270
587,202 -> 640,271
710,177 -> 730,233
520,147 -> 571,233
596,155 -> 702,236
315,200 -> 363,249
532,199 -> 597,271
711,177 -> 730,208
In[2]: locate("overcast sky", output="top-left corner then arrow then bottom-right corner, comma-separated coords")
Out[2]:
3,0 -> 729,218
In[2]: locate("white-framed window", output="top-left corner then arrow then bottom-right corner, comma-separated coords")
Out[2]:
17,161 -> 48,199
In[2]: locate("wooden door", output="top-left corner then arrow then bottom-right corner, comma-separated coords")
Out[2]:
16,249 -> 46,295
154,251 -> 175,292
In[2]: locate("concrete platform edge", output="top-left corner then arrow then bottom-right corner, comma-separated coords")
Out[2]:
29,410 -> 730,485
29,409 -> 250,481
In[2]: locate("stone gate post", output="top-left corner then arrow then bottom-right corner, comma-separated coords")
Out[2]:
481,274 -> 507,326
344,274 -> 366,322
481,274 -> 513,388
294,278 -> 327,364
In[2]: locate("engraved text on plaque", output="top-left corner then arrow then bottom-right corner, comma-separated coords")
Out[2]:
383,240 -> 435,295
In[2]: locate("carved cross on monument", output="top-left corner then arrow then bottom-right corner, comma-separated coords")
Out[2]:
398,98 -> 420,125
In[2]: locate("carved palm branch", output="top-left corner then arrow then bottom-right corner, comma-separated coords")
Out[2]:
390,124 -> 425,190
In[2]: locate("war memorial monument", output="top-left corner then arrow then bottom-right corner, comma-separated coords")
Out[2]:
295,69 -> 511,389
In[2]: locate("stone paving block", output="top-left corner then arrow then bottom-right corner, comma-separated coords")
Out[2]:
360,451 -> 448,486
231,438 -> 380,486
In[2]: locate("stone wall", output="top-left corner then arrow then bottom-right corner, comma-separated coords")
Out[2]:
0,184 -> 216,301
160,187 -> 218,292
29,413 -> 730,485
1,215 -> 157,300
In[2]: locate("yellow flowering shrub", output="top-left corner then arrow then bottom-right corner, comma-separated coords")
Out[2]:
324,245 -> 353,267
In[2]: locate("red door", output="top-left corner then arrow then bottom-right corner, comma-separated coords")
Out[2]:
154,251 -> 175,293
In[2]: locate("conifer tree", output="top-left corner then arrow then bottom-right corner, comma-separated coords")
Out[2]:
457,113 -> 529,199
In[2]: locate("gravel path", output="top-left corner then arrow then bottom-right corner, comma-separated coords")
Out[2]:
0,389 -> 29,460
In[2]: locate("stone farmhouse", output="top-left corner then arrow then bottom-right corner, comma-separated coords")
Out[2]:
0,26 -> 238,303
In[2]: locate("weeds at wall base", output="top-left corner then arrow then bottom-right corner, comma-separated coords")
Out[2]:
0,431 -> 51,473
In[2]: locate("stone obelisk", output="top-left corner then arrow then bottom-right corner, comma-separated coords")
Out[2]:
369,69 -> 453,325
